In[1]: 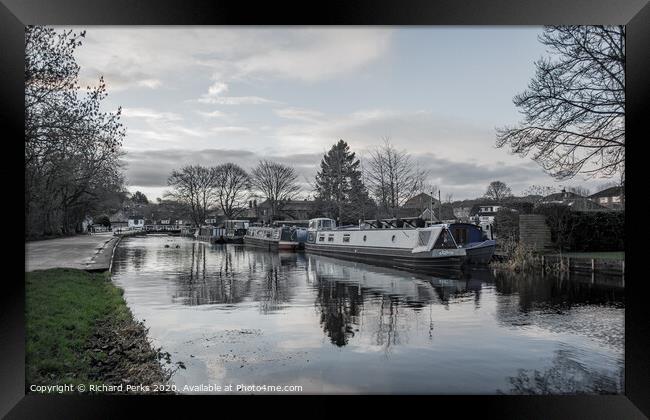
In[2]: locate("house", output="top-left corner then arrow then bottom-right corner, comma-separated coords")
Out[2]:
109,210 -> 129,231
401,193 -> 439,215
589,186 -> 624,210
256,199 -> 319,224
540,189 -> 608,211
128,215 -> 145,230
453,206 -> 472,221
468,204 -> 502,235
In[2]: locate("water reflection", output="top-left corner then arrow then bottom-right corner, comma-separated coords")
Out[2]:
110,236 -> 624,394
500,347 -> 624,394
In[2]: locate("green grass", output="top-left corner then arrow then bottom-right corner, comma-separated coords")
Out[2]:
25,268 -> 130,387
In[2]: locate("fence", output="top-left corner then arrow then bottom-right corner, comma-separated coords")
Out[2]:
541,255 -> 625,276
519,214 -> 553,251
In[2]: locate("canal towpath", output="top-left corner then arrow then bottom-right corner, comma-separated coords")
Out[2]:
25,231 -> 137,272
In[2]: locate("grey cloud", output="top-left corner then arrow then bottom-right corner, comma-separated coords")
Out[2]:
121,147 -> 553,200
121,149 -> 321,189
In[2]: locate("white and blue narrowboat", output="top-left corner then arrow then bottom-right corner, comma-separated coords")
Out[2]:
444,222 -> 496,265
305,218 -> 466,272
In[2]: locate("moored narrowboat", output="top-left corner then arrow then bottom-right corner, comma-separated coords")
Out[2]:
305,218 -> 466,272
244,225 -> 304,251
444,222 -> 496,265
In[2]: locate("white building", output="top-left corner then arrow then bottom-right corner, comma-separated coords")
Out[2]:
128,215 -> 145,230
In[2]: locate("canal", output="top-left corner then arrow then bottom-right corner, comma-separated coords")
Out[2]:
111,235 -> 624,394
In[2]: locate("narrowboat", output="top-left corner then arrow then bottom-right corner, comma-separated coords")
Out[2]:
444,223 -> 496,265
305,218 -> 466,272
213,220 -> 249,243
244,225 -> 304,251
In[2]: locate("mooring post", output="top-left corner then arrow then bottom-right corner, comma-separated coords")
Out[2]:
591,258 -> 595,273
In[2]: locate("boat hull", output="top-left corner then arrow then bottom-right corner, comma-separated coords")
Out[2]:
463,241 -> 496,265
304,243 -> 465,274
244,236 -> 300,251
213,235 -> 244,244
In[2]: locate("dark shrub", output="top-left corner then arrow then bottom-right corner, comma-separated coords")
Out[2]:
533,204 -> 624,251
493,208 -> 519,242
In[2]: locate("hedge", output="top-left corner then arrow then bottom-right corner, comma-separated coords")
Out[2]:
533,204 -> 624,251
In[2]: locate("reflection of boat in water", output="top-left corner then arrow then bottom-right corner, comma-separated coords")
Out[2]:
305,218 -> 466,273
307,254 -> 472,306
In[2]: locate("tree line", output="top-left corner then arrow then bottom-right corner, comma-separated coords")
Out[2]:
25,27 -> 127,238
165,138 -> 438,226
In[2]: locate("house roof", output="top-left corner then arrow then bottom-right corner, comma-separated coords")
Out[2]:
258,199 -> 318,210
543,191 -> 583,201
402,193 -> 438,209
589,186 -> 623,199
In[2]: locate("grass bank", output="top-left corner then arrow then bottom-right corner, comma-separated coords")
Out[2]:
26,268 -> 178,393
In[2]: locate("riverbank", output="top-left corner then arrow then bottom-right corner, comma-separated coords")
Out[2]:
491,244 -> 625,277
25,268 -> 178,394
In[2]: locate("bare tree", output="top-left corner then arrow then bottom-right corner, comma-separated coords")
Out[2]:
214,163 -> 251,219
365,138 -> 429,218
522,185 -> 557,203
485,181 -> 512,203
166,165 -> 219,226
250,160 -> 301,222
25,26 -> 127,237
496,26 -> 625,181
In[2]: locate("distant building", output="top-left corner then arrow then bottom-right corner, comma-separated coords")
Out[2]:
468,204 -> 502,237
144,219 -> 184,231
128,215 -> 145,230
453,206 -> 472,221
589,186 -> 624,210
401,193 -> 439,215
109,210 -> 129,231
257,199 -> 319,224
540,189 -> 608,211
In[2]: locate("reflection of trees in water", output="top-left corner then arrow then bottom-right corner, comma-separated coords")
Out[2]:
255,266 -> 295,313
373,295 -> 401,353
310,255 -> 491,350
493,269 -> 625,350
174,241 -> 254,305
494,270 -> 624,313
171,244 -> 301,310
315,279 -> 363,347
112,244 -> 148,272
500,348 -> 624,395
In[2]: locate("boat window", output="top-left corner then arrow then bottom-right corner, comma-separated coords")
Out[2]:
363,235 -> 367,242
343,235 -> 350,243
433,229 -> 457,249
319,235 -> 325,242
391,235 -> 396,242
328,234 -> 334,242
453,228 -> 467,245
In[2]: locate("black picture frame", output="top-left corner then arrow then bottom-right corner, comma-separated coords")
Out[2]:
2,0 -> 648,417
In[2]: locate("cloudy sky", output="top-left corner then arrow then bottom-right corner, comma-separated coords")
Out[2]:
63,26 -> 614,201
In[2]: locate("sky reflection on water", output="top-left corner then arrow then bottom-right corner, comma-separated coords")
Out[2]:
111,235 -> 624,394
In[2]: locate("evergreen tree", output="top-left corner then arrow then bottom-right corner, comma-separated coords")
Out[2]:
314,140 -> 373,225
